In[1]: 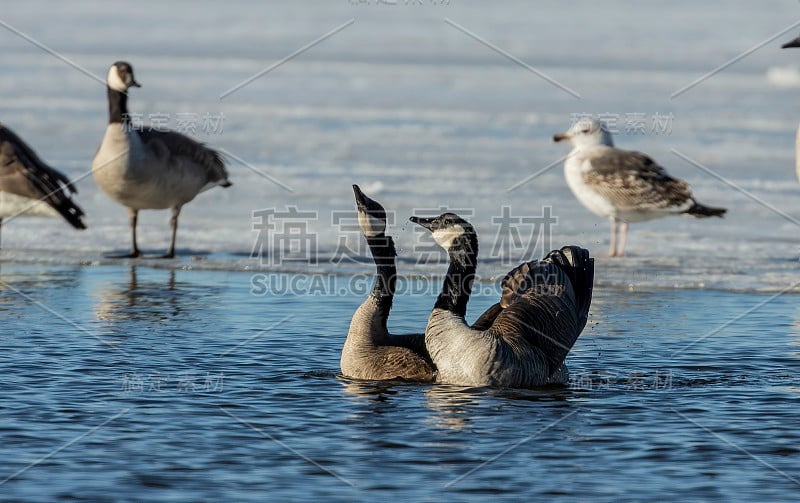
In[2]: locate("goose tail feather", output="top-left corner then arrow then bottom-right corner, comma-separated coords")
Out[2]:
541,246 -> 594,332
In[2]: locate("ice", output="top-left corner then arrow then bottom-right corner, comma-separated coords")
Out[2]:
0,0 -> 798,293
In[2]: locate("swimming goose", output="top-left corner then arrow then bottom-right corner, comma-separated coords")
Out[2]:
781,37 -> 800,183
341,185 -> 436,382
0,124 -> 86,246
410,212 -> 593,388
554,118 -> 726,257
92,61 -> 231,258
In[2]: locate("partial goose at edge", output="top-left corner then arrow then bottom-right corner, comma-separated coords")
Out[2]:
0,124 -> 86,247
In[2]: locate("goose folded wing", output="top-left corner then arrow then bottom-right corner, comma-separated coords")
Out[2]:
377,348 -> 436,382
390,332 -> 432,362
138,129 -> 228,182
0,128 -> 81,208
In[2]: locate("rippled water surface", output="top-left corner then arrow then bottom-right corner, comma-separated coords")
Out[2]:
1,264 -> 799,501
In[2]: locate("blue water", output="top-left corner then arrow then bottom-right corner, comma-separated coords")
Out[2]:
1,263 -> 799,501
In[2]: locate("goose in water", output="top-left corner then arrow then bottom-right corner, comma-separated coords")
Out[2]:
92,62 -> 231,258
554,118 -> 726,257
410,212 -> 593,388
341,185 -> 436,382
781,36 -> 800,184
342,186 -> 510,381
0,124 -> 86,246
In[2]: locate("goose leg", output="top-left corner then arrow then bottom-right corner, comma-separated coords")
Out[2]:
106,208 -> 142,258
0,217 -> 3,250
617,221 -> 629,257
130,209 -> 142,257
161,206 -> 180,259
608,217 -> 618,257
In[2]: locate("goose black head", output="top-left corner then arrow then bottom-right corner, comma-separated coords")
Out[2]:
107,61 -> 141,92
353,185 -> 387,237
782,35 -> 800,49
410,212 -> 478,265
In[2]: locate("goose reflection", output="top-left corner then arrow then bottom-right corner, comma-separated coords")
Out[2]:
94,266 -> 184,323
423,385 -> 573,431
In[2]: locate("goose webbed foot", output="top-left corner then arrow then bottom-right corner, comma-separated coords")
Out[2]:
104,250 -> 143,259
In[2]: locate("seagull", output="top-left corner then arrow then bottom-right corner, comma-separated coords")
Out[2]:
554,118 -> 726,256
781,35 -> 800,184
92,62 -> 231,258
0,124 -> 86,247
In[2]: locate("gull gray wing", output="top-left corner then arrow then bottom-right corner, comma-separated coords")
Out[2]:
583,148 -> 693,211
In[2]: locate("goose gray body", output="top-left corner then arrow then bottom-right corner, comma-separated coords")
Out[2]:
554,118 -> 725,256
0,124 -> 86,245
92,62 -> 231,258
341,185 -> 435,382
412,213 -> 593,388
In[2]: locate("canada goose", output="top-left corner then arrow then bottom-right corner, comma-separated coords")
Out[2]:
341,185 -> 436,382
411,212 -> 593,388
553,118 -> 726,257
92,61 -> 231,258
0,124 -> 86,247
781,36 -> 800,184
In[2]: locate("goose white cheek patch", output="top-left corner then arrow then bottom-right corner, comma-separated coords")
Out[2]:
107,66 -> 128,92
358,212 -> 385,237
432,224 -> 465,251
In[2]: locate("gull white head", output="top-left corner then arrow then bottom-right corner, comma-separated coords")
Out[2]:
107,61 -> 141,92
553,118 -> 614,148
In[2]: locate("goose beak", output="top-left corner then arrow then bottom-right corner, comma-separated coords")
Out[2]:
782,36 -> 800,49
130,79 -> 141,88
553,132 -> 570,142
409,215 -> 436,231
352,184 -> 367,210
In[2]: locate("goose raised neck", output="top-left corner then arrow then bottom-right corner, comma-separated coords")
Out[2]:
340,185 -> 435,382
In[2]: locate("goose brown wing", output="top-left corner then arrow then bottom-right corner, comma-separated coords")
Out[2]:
390,332 -> 431,362
138,129 -> 230,185
376,347 -> 436,382
0,126 -> 86,228
486,246 -> 593,374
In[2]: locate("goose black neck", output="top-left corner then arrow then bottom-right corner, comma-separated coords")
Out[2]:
435,236 -> 478,318
366,235 -> 397,320
107,87 -> 129,124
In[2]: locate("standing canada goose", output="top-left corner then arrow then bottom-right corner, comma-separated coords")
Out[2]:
92,61 -> 231,258
0,124 -> 86,247
553,118 -> 726,257
781,36 -> 800,184
341,185 -> 436,381
410,212 -> 593,388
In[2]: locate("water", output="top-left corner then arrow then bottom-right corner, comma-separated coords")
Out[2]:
1,264 -> 799,501
1,0 -> 800,500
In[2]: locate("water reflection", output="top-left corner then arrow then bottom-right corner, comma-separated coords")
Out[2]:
422,385 -> 481,430
0,263 -> 85,312
93,266 -> 225,328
